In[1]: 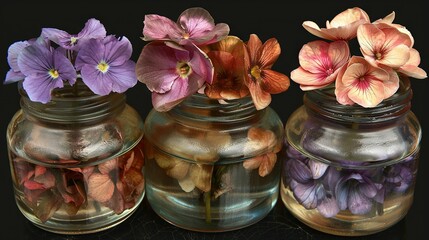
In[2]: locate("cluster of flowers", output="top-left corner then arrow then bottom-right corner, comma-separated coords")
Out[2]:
13,142 -> 144,222
136,7 -> 290,111
284,144 -> 416,217
5,18 -> 137,103
291,7 -> 427,107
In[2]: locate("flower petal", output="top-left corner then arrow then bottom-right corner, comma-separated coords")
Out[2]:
357,24 -> 386,59
258,38 -> 280,69
18,43 -> 53,76
41,28 -> 72,48
259,69 -> 290,94
246,34 -> 263,64
379,44 -> 410,68
77,18 -> 107,40
286,159 -> 312,183
178,7 -> 229,45
104,36 -> 133,67
248,80 -> 271,110
53,49 -> 77,85
75,38 -> 104,70
291,180 -> 320,209
302,21 -> 335,40
347,186 -> 373,214
87,173 -> 115,202
5,70 -> 25,84
103,61 -> 137,93
291,67 -> 334,90
243,156 -> 262,170
308,160 -> 328,179
136,42 -> 183,93
23,74 -> 64,103
317,194 -> 340,218
142,14 -> 182,41
151,73 -> 203,112
258,153 -> 277,177
80,64 -> 111,95
7,41 -> 30,71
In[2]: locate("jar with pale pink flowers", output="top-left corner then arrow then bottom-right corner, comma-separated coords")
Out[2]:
281,7 -> 426,236
136,7 -> 290,231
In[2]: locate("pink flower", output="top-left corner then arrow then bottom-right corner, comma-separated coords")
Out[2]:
303,7 -> 370,41
243,34 -> 290,110
86,145 -> 144,214
335,56 -> 399,107
136,41 -> 214,111
397,48 -> 427,79
357,23 -> 413,69
142,7 -> 229,46
291,40 -> 350,90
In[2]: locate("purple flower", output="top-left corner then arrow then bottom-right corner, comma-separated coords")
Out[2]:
136,41 -> 213,112
42,18 -> 106,50
5,41 -> 30,84
17,43 -> 77,103
142,7 -> 229,46
75,36 -> 137,96
335,173 -> 382,215
286,155 -> 340,217
384,156 -> 415,193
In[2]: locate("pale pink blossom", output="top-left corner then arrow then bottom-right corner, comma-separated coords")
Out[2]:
357,23 -> 413,69
335,56 -> 399,108
398,48 -> 427,79
303,7 -> 370,41
291,40 -> 350,90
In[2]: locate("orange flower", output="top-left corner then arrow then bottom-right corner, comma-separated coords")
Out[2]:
243,127 -> 282,177
243,34 -> 290,110
202,36 -> 249,99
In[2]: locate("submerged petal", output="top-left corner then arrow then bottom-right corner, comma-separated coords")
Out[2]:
347,186 -> 373,214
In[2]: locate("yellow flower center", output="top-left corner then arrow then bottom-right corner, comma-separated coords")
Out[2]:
48,69 -> 59,79
70,37 -> 78,45
250,65 -> 262,81
97,61 -> 110,73
183,33 -> 190,39
177,62 -> 192,78
375,52 -> 382,60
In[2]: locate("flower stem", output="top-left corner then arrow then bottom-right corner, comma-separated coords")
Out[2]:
204,191 -> 211,223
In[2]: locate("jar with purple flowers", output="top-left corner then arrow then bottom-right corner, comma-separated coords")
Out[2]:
281,78 -> 421,236
4,18 -> 145,234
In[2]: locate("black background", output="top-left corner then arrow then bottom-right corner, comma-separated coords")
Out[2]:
1,1 -> 428,239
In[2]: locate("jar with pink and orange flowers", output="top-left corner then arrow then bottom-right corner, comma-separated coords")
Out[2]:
136,7 -> 290,232
281,7 -> 427,236
5,19 -> 145,234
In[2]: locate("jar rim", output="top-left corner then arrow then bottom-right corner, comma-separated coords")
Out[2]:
18,80 -> 126,124
304,76 -> 412,123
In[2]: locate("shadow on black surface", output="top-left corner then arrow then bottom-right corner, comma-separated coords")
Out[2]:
14,198 -> 408,240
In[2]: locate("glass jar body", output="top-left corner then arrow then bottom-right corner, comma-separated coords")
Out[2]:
143,94 -> 284,232
281,82 -> 421,236
6,83 -> 145,234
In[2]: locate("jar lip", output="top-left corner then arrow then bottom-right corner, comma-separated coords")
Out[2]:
304,77 -> 412,123
168,93 -> 259,124
19,80 -> 126,124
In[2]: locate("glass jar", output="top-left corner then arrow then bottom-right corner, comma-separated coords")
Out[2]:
6,81 -> 145,234
143,94 -> 284,232
281,77 -> 421,236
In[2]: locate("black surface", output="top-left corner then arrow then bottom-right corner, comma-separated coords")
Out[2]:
1,1 -> 427,239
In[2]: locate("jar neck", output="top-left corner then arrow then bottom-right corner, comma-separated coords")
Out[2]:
304,77 -> 412,124
19,80 -> 126,124
168,93 -> 260,126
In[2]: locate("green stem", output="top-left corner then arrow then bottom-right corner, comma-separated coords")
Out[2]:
204,191 -> 211,223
